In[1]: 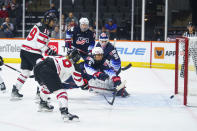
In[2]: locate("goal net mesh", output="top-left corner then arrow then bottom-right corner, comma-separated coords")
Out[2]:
175,37 -> 197,106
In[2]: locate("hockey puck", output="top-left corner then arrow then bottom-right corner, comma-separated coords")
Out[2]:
170,95 -> 174,99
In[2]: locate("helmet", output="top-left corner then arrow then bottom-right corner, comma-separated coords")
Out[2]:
187,22 -> 194,27
92,47 -> 104,55
79,17 -> 89,25
99,32 -> 109,47
68,48 -> 81,63
79,17 -> 89,32
92,47 -> 104,62
43,12 -> 57,25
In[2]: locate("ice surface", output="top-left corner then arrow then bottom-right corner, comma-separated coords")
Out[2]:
0,64 -> 197,131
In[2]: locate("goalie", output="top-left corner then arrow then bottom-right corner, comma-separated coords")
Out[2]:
84,47 -> 129,97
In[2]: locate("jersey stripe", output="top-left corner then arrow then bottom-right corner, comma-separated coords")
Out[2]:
22,45 -> 41,52
37,38 -> 47,45
39,32 -> 49,39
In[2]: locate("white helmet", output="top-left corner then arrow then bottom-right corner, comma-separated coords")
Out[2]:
92,47 -> 104,55
79,17 -> 89,32
79,17 -> 89,25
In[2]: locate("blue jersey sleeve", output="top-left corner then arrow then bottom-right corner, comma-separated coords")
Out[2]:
110,49 -> 121,72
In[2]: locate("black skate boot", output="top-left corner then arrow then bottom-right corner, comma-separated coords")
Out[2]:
35,86 -> 40,100
0,82 -> 6,93
60,107 -> 79,122
116,88 -> 130,97
10,85 -> 23,100
38,99 -> 54,112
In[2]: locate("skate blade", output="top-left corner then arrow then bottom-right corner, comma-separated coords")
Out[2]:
0,90 -> 6,93
10,97 -> 23,101
37,108 -> 53,112
63,117 -> 80,122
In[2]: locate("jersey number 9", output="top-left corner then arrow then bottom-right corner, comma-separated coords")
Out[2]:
27,28 -> 37,41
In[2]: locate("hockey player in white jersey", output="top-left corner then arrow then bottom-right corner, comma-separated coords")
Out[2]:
0,56 -> 6,93
180,22 -> 197,78
34,49 -> 84,122
11,13 -> 57,100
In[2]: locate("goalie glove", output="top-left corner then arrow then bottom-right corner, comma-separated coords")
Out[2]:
112,76 -> 121,87
93,72 -> 109,81
0,56 -> 4,66
46,47 -> 57,56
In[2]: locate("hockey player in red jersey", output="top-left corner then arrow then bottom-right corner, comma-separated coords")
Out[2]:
34,49 -> 84,122
11,13 -> 57,100
0,56 -> 6,93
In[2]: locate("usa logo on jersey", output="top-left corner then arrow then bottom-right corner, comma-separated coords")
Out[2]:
76,37 -> 89,45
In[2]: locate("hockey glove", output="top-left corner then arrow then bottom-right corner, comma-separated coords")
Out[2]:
112,76 -> 121,87
80,79 -> 89,90
0,56 -> 4,66
94,72 -> 109,81
46,48 -> 57,56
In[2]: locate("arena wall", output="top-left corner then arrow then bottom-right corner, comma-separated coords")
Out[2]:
0,38 -> 176,69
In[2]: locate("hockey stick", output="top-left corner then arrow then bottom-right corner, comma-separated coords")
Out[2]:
121,63 -> 132,71
103,80 -> 126,105
4,64 -> 35,78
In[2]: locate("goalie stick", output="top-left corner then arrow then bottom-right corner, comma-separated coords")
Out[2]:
103,80 -> 126,105
4,64 -> 35,78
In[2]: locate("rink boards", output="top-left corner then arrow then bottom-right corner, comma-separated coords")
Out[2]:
0,38 -> 176,69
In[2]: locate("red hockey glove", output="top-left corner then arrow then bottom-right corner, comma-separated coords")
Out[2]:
94,72 -> 109,81
112,76 -> 121,87
80,79 -> 89,90
46,48 -> 57,56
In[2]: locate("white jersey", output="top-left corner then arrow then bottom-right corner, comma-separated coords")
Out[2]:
21,22 -> 50,55
38,56 -> 84,87
183,31 -> 197,37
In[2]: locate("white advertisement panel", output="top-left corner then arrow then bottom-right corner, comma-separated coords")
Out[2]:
152,42 -> 175,64
0,39 -> 177,69
115,41 -> 150,62
0,39 -> 22,58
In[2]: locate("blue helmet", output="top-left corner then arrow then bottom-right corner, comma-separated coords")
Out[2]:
99,33 -> 109,47
99,32 -> 109,41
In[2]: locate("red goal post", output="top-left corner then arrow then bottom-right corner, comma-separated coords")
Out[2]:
175,37 -> 189,105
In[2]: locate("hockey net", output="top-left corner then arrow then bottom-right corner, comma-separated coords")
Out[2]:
175,37 -> 197,106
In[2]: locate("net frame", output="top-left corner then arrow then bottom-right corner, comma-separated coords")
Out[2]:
175,37 -> 189,105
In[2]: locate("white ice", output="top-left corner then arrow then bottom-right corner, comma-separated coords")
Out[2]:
0,64 -> 197,131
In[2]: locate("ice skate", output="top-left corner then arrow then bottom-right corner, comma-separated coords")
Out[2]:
10,85 -> 23,100
34,86 -> 40,100
38,99 -> 54,112
60,107 -> 79,122
0,82 -> 6,93
116,88 -> 130,97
